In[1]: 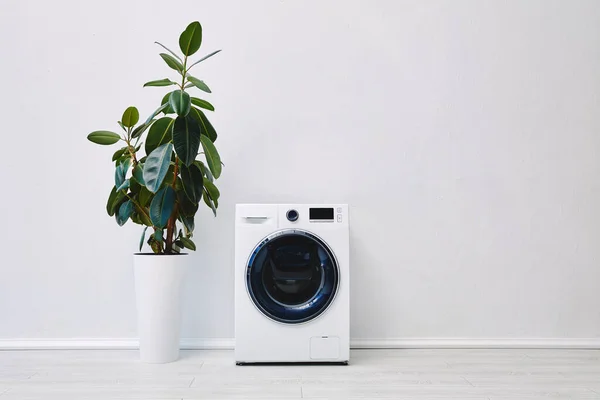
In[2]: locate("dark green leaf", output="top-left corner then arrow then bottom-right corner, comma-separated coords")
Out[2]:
131,212 -> 143,224
143,143 -> 173,193
194,160 -> 213,182
87,130 -> 121,145
161,92 -> 175,114
122,106 -> 139,128
154,229 -> 164,243
149,186 -> 175,228
138,186 -> 153,207
116,200 -> 134,226
182,215 -> 194,234
189,107 -> 217,142
177,189 -> 199,216
179,21 -> 202,56
118,121 -> 126,131
180,237 -> 196,251
129,176 -> 141,193
204,179 -> 220,200
187,75 -> 211,93
145,117 -> 174,155
187,49 -> 222,70
139,226 -> 148,251
116,178 -> 130,192
181,163 -> 204,204
173,115 -> 201,167
174,240 -> 184,249
114,158 -> 131,188
143,78 -> 177,87
148,235 -> 162,254
106,186 -> 118,216
132,122 -> 151,138
112,147 -> 128,161
190,97 -> 215,111
139,209 -> 153,227
159,53 -> 184,73
200,134 -> 222,178
133,164 -> 145,185
169,90 -> 191,117
203,187 -> 217,216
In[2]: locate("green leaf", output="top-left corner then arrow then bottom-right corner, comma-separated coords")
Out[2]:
112,147 -> 128,161
204,179 -> 220,200
181,163 -> 204,204
143,78 -> 177,87
137,207 -> 153,227
187,75 -> 211,93
194,160 -> 213,182
189,107 -> 218,142
118,121 -> 126,131
129,176 -> 141,193
138,186 -> 153,207
145,117 -> 174,155
121,107 -> 139,128
180,237 -> 196,251
182,215 -> 194,234
179,21 -> 202,56
200,135 -> 222,179
159,53 -> 184,73
116,178 -> 130,192
187,49 -> 222,70
169,90 -> 191,117
149,186 -> 175,228
173,115 -> 201,167
114,157 -> 131,188
154,229 -> 163,243
154,42 -> 182,62
106,186 -> 118,216
139,226 -> 148,251
177,189 -> 199,216
161,92 -> 175,115
144,103 -> 169,125
143,143 -> 173,193
148,235 -> 162,254
133,164 -> 145,186
190,97 -> 214,111
87,131 -> 121,145
132,122 -> 151,139
116,200 -> 134,226
203,187 -> 217,216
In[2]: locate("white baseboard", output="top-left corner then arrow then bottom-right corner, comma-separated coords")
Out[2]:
350,338 -> 600,349
0,337 -> 598,350
0,338 -> 235,350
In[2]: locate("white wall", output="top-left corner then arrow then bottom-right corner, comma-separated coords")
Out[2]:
1,0 -> 600,345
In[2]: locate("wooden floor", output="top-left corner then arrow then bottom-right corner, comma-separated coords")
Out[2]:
1,349 -> 600,399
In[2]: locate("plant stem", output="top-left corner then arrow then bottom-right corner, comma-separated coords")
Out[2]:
125,194 -> 152,226
180,56 -> 188,90
165,157 -> 180,253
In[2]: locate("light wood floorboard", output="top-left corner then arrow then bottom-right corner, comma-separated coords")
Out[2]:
0,349 -> 599,399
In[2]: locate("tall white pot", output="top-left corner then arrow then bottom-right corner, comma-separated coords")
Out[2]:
133,254 -> 188,363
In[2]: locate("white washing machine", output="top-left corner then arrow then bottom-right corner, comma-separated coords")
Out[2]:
235,204 -> 349,364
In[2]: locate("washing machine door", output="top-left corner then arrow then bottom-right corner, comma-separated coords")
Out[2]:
246,229 -> 339,324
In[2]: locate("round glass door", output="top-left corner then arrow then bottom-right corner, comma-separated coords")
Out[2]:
246,229 -> 339,324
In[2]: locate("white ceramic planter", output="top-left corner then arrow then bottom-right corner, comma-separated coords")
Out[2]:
133,253 -> 188,363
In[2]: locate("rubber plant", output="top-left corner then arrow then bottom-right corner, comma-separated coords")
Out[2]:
87,21 -> 222,254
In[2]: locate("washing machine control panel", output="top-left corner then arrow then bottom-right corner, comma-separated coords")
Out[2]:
279,205 -> 347,225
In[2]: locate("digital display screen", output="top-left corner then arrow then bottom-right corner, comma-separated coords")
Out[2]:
309,208 -> 334,220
